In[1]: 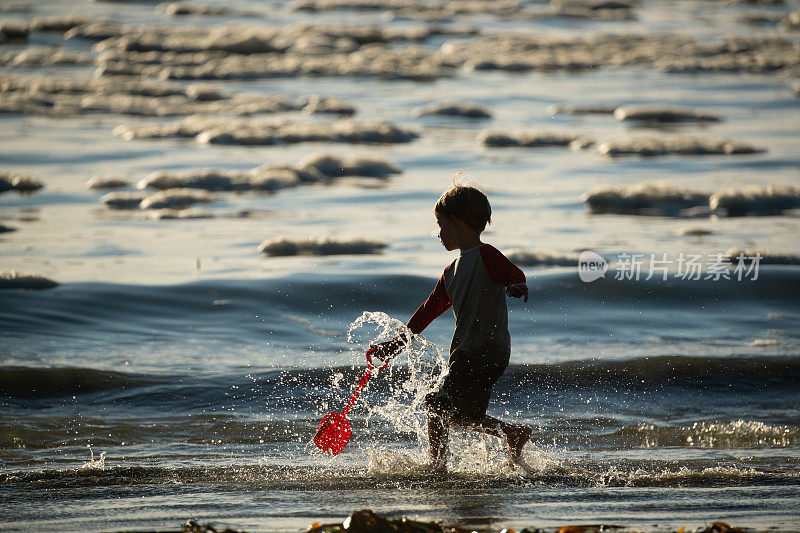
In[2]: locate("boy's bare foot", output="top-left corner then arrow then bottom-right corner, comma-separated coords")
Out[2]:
507,425 -> 532,460
423,460 -> 447,475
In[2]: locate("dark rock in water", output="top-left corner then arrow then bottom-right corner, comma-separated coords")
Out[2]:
678,226 -> 713,236
783,9 -> 800,30
413,101 -> 492,118
258,237 -> 387,257
116,117 -> 418,145
145,208 -> 214,220
87,176 -> 131,190
0,223 -> 17,233
506,250 -> 581,267
0,271 -> 59,290
1,3 -> 33,14
182,519 -> 246,533
739,13 -> 781,26
0,172 -> 43,194
156,3 -> 235,16
0,46 -> 93,67
100,191 -> 150,209
613,105 -> 722,123
137,169 -> 246,191
307,509 -> 442,533
582,182 -> 710,216
0,73 -> 315,117
139,188 -> 214,210
548,103 -> 617,115
301,95 -> 356,116
479,131 -> 581,147
709,185 -> 800,216
0,21 -> 29,44
29,15 -> 90,32
64,20 -> 125,41
298,152 -> 401,178
595,136 -> 764,157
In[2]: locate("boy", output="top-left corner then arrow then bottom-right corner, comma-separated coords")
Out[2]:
372,183 -> 532,470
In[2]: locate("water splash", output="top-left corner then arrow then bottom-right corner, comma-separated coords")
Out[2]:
81,446 -> 106,470
346,311 -> 552,475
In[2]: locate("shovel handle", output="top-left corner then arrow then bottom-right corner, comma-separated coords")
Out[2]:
340,364 -> 372,417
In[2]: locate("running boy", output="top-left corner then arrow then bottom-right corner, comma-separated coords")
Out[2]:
372,182 -> 531,469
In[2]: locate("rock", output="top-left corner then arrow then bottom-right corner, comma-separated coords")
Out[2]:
101,191 -> 150,209
582,182 -> 709,215
298,153 -> 401,178
301,95 -> 356,115
139,188 -> 214,209
63,20 -> 124,41
0,47 -> 93,67
413,101 -> 492,118
127,118 -> 421,146
0,172 -> 43,194
782,9 -> 800,30
479,131 -> 581,147
246,166 -> 304,191
185,83 -> 224,101
505,250 -> 581,267
29,15 -> 90,32
0,270 -> 59,290
548,103 -> 617,115
258,237 -> 387,256
595,136 -> 764,157
709,185 -> 800,216
137,169 -> 244,191
87,176 -> 131,190
145,208 -> 214,220
0,21 -> 29,44
0,72 -> 308,118
156,2 -> 235,16
0,223 -> 17,233
613,105 -> 722,123
678,226 -> 713,236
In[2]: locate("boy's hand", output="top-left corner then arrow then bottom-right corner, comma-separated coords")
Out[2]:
367,335 -> 407,363
507,283 -> 528,302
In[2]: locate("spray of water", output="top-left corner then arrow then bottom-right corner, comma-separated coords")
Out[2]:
345,311 -> 551,477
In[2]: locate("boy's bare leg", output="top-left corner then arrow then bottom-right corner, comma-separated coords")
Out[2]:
427,411 -> 448,468
452,415 -> 531,459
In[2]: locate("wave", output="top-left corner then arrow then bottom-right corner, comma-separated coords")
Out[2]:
0,366 -> 172,398
3,355 -> 799,401
1,268 -> 798,344
503,355 -> 800,390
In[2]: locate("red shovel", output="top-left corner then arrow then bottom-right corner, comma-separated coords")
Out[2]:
313,347 -> 389,456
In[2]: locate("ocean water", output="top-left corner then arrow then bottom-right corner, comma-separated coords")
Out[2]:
1,0 -> 800,531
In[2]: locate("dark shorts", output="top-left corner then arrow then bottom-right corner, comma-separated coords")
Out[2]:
425,348 -> 509,422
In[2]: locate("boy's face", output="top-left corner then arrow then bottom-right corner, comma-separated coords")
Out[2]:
435,212 -> 459,251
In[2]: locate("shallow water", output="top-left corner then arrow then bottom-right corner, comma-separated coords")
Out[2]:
1,0 -> 800,531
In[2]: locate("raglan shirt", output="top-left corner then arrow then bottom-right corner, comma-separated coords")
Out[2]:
406,243 -> 526,359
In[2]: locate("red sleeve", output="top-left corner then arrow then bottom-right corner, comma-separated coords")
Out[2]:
406,272 -> 452,334
480,244 -> 526,287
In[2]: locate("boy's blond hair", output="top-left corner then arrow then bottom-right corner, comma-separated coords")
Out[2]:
434,175 -> 491,232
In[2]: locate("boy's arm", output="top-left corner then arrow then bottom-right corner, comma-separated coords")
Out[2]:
406,273 -> 452,334
368,274 -> 451,362
480,244 -> 528,302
